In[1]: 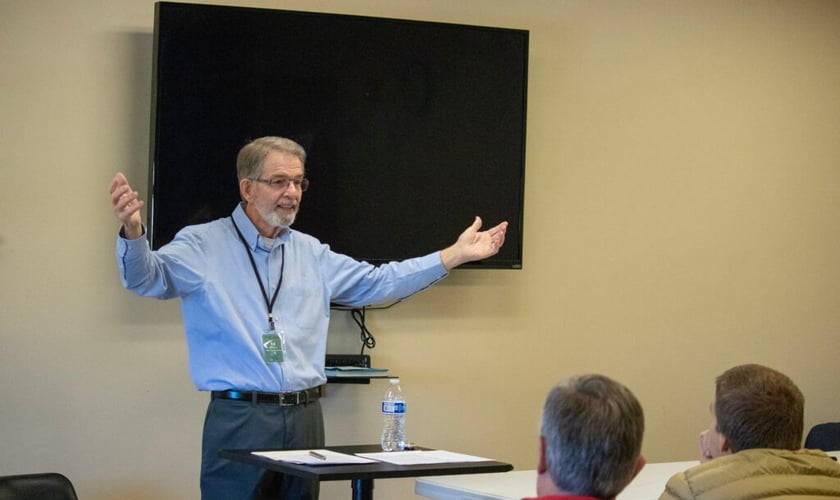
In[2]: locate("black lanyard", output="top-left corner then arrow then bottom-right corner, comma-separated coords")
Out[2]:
231,217 -> 285,330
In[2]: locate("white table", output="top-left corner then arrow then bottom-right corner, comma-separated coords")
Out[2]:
416,450 -> 840,500
416,470 -> 534,500
415,460 -> 698,500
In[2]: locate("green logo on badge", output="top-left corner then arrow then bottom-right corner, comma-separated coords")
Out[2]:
262,333 -> 284,363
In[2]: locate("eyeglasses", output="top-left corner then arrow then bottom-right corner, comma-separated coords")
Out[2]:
250,176 -> 310,192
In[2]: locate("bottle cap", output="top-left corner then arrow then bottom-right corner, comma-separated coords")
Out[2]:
389,378 -> 399,384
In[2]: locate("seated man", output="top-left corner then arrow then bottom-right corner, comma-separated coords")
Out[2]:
660,363 -> 840,500
524,374 -> 646,500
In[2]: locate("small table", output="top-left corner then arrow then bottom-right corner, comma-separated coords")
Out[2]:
220,444 -> 513,500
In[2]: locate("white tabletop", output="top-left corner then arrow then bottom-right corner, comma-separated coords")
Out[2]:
416,470 -> 534,500
416,450 -> 840,500
415,460 -> 698,500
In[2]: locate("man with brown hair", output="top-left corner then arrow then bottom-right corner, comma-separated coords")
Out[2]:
660,363 -> 840,500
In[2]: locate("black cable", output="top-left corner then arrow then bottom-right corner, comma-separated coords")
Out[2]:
331,299 -> 402,311
351,307 -> 376,355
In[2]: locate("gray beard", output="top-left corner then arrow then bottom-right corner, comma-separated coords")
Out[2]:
256,202 -> 296,230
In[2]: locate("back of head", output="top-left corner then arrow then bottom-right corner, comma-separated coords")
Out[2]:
714,363 -> 804,452
542,374 -> 644,499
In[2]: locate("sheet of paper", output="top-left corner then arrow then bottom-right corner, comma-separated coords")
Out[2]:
252,449 -> 377,465
356,449 -> 494,465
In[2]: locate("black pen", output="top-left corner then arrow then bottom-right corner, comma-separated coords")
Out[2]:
309,450 -> 327,460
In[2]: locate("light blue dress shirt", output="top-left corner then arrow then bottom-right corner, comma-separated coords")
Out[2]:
117,204 -> 448,392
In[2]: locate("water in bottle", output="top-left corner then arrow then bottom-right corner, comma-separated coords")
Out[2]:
381,378 -> 406,451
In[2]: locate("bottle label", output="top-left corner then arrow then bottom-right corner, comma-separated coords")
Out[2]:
381,401 -> 406,414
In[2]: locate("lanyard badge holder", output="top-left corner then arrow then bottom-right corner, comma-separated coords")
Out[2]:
262,315 -> 286,364
232,217 -> 288,365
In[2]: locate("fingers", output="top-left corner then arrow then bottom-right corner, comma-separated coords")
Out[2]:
110,183 -> 138,211
459,218 -> 508,253
466,217 -> 508,234
109,172 -> 127,194
109,172 -> 130,202
698,430 -> 714,462
443,218 -> 507,270
488,221 -> 508,235
484,221 -> 508,248
109,173 -> 144,224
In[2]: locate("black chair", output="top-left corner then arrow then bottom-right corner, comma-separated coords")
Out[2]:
0,473 -> 78,500
805,422 -> 840,452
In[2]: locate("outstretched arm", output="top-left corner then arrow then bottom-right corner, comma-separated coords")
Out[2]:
439,216 -> 508,271
109,172 -> 145,240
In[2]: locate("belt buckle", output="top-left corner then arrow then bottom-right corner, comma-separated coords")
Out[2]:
278,391 -> 301,406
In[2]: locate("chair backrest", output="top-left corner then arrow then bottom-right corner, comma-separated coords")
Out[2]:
805,422 -> 840,452
0,473 -> 78,500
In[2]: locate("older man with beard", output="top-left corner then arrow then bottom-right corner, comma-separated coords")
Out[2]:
109,136 -> 508,500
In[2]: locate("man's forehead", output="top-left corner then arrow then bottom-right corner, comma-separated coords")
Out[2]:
262,151 -> 303,172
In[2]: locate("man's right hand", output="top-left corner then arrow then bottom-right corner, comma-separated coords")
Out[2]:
699,427 -> 729,462
109,172 -> 145,240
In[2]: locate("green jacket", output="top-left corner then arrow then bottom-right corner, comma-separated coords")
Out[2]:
659,448 -> 840,500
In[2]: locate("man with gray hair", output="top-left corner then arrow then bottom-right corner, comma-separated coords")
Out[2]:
524,374 -> 646,500
109,136 -> 508,500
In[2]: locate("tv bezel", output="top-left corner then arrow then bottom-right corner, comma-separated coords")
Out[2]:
148,2 -> 528,270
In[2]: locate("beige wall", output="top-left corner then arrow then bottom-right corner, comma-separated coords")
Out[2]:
2,0 -> 840,498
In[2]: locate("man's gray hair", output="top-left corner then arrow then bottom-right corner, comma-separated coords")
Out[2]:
541,374 -> 644,499
236,136 -> 307,180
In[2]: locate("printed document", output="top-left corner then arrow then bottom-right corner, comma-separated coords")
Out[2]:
252,449 -> 376,465
355,450 -> 492,465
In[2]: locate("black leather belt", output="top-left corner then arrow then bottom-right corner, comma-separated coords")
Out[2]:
211,388 -> 321,406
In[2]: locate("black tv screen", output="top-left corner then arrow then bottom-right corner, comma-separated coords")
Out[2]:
149,2 -> 528,269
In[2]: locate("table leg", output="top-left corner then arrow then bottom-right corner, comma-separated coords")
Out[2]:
351,478 -> 373,500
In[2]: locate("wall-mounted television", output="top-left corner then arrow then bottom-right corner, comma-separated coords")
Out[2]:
149,1 -> 528,269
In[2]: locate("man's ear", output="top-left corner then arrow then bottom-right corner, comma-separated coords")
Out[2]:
721,437 -> 732,454
239,178 -> 253,203
537,436 -> 548,474
630,455 -> 646,481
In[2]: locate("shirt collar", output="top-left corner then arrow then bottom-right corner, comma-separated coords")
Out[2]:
232,203 -> 292,251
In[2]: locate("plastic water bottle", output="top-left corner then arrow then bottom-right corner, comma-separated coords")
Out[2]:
381,378 -> 406,451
